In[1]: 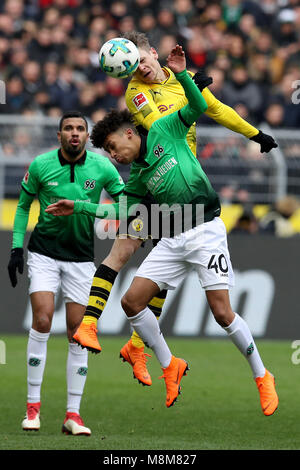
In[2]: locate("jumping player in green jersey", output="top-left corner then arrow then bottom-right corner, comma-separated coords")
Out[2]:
72,31 -> 277,392
7,111 -> 124,435
46,46 -> 278,416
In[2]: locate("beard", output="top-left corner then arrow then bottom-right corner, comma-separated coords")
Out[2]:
61,138 -> 85,158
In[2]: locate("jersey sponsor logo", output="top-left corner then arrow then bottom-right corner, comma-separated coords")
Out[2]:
132,93 -> 148,111
147,157 -> 178,191
23,171 -> 29,184
158,103 -> 175,113
48,181 -> 58,186
84,179 -> 96,190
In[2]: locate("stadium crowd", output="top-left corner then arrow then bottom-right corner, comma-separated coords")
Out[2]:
0,0 -> 300,225
1,0 -> 300,127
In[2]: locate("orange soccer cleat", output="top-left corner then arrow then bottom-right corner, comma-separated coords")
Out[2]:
62,412 -> 91,436
22,402 -> 41,431
255,369 -> 279,416
120,339 -> 152,386
159,356 -> 189,408
73,322 -> 101,354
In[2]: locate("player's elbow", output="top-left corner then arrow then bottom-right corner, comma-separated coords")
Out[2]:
201,101 -> 208,113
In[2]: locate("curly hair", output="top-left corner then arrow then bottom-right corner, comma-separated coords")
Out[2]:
90,109 -> 136,149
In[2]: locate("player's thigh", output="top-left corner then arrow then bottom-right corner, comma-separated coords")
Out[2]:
27,252 -> 60,330
60,260 -> 96,306
188,218 -> 235,289
134,237 -> 190,291
103,236 -> 143,271
27,251 -> 61,296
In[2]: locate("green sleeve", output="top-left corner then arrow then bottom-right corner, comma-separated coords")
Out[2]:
103,160 -> 125,200
22,159 -> 40,195
74,193 -> 143,220
12,189 -> 35,248
153,69 -> 207,139
175,69 -> 208,126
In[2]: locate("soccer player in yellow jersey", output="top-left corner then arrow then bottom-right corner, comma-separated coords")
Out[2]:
124,31 -> 276,157
73,33 -> 277,387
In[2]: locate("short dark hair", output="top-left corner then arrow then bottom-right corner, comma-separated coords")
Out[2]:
91,109 -> 136,149
123,31 -> 151,51
59,111 -> 88,131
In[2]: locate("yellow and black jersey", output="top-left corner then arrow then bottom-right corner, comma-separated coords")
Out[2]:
125,67 -> 259,156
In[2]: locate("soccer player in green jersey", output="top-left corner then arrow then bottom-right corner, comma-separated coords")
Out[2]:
73,31 -> 277,390
7,111 -> 124,435
46,46 -> 278,415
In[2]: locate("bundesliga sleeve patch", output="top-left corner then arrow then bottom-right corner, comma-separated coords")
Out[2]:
132,93 -> 148,111
23,171 -> 29,184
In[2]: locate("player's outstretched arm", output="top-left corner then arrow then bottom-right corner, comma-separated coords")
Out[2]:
46,195 -> 142,220
201,88 -> 278,153
166,45 -> 208,124
45,199 -> 75,216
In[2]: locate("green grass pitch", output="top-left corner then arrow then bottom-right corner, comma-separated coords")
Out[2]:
0,335 -> 299,450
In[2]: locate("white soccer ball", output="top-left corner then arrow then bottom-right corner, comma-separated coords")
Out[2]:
99,37 -> 140,78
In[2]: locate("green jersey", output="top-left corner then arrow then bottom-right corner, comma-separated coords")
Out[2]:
74,70 -> 220,234
12,149 -> 124,261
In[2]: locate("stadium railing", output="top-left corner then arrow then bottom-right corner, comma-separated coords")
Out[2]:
196,124 -> 299,204
0,115 -> 299,212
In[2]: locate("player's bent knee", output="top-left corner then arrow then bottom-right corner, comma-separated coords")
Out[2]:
32,314 -> 52,333
211,306 -> 233,327
121,293 -> 147,317
121,295 -> 134,316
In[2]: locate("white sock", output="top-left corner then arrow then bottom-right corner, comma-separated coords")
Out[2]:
27,328 -> 49,403
224,313 -> 265,378
66,343 -> 88,414
129,307 -> 172,368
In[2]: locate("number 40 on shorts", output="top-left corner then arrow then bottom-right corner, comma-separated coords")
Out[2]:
207,254 -> 229,273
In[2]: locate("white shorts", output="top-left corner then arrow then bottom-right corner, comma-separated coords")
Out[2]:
135,217 -> 235,291
27,252 -> 96,305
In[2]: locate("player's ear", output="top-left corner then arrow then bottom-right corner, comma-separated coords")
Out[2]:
150,47 -> 158,60
57,131 -> 61,143
126,128 -> 135,138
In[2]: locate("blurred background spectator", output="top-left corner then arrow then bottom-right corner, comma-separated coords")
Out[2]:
259,195 -> 300,237
0,0 -> 299,218
230,208 -> 259,235
0,0 -> 298,125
